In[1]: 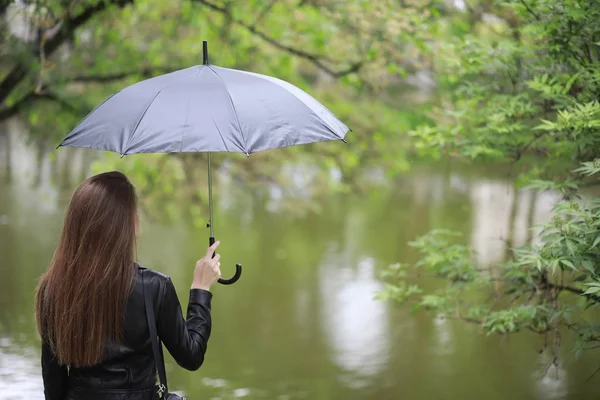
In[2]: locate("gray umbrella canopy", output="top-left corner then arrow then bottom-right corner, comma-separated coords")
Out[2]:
58,41 -> 350,285
59,64 -> 349,156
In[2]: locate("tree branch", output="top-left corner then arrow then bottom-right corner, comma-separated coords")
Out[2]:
519,0 -> 541,20
541,357 -> 558,379
36,91 -> 83,115
0,64 -> 28,113
443,314 -> 482,325
0,91 -> 37,121
585,365 -> 600,383
541,277 -> 600,302
252,0 -> 277,28
557,285 -> 585,296
190,0 -> 362,78
0,0 -> 133,114
540,276 -> 586,296
65,66 -> 181,83
1,1 -> 11,15
0,89 -> 83,121
514,131 -> 548,162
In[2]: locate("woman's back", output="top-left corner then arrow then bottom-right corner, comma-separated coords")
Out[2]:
36,172 -> 223,400
43,266 -> 214,400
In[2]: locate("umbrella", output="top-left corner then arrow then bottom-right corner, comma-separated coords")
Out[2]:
57,41 -> 350,285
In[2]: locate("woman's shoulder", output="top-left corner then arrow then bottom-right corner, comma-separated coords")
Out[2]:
135,263 -> 170,279
134,263 -> 174,294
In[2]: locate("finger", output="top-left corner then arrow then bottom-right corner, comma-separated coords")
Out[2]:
206,240 -> 220,257
212,254 -> 221,263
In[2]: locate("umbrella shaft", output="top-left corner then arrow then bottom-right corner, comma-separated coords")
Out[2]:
208,152 -> 214,238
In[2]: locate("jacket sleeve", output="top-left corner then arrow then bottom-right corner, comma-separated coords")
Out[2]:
41,340 -> 69,400
157,277 -> 212,371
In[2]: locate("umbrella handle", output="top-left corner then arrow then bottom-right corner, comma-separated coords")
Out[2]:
218,263 -> 242,285
209,236 -> 242,285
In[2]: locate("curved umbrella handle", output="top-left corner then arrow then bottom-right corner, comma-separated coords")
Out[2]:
209,236 -> 242,285
218,264 -> 242,285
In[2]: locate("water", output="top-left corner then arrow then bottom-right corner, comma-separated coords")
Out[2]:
1,120 -> 600,399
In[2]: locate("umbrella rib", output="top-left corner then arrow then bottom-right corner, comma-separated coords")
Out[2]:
229,69 -> 348,141
123,88 -> 164,154
58,90 -> 121,149
207,66 -> 249,155
210,114 -> 230,151
261,78 -> 344,141
180,87 -> 193,152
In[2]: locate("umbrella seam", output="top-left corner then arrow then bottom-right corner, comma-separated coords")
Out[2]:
207,66 -> 249,155
227,68 -> 347,140
210,114 -> 229,151
58,90 -> 121,149
246,135 -> 342,155
260,77 -> 343,140
180,85 -> 193,152
123,88 -> 165,154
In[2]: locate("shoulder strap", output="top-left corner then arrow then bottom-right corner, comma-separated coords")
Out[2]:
141,269 -> 169,394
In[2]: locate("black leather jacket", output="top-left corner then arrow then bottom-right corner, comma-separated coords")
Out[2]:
40,265 -> 213,400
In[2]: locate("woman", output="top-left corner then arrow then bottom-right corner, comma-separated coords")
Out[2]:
34,171 -> 222,400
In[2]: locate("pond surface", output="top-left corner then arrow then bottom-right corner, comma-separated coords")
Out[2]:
1,120 -> 600,399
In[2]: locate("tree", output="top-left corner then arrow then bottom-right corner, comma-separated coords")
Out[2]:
378,0 -> 600,370
0,0 -> 445,218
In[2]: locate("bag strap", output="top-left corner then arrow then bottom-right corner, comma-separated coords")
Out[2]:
141,269 -> 169,395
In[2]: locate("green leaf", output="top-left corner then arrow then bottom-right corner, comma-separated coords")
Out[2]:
582,260 -> 596,274
536,259 -> 543,271
566,239 -> 576,256
583,286 -> 600,295
560,259 -> 576,270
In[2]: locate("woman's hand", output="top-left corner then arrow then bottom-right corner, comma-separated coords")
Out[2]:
192,241 -> 222,291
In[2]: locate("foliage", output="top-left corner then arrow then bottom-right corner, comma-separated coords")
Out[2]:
410,0 -> 600,170
378,163 -> 600,363
0,0 -> 448,221
4,0 -> 600,371
380,0 -> 600,364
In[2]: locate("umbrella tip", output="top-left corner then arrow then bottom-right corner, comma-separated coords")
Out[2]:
203,40 -> 209,65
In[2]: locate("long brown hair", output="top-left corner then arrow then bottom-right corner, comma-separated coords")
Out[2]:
35,171 -> 138,367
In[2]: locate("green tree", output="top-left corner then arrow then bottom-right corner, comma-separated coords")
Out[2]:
410,0 -> 600,166
0,0 -> 447,220
379,0 -> 600,368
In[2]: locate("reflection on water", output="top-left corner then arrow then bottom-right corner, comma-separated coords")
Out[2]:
432,315 -> 454,356
469,180 -> 558,265
0,339 -> 43,400
320,253 -> 390,386
0,119 -> 92,217
470,181 -> 516,265
534,352 -> 568,400
2,120 -> 600,399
